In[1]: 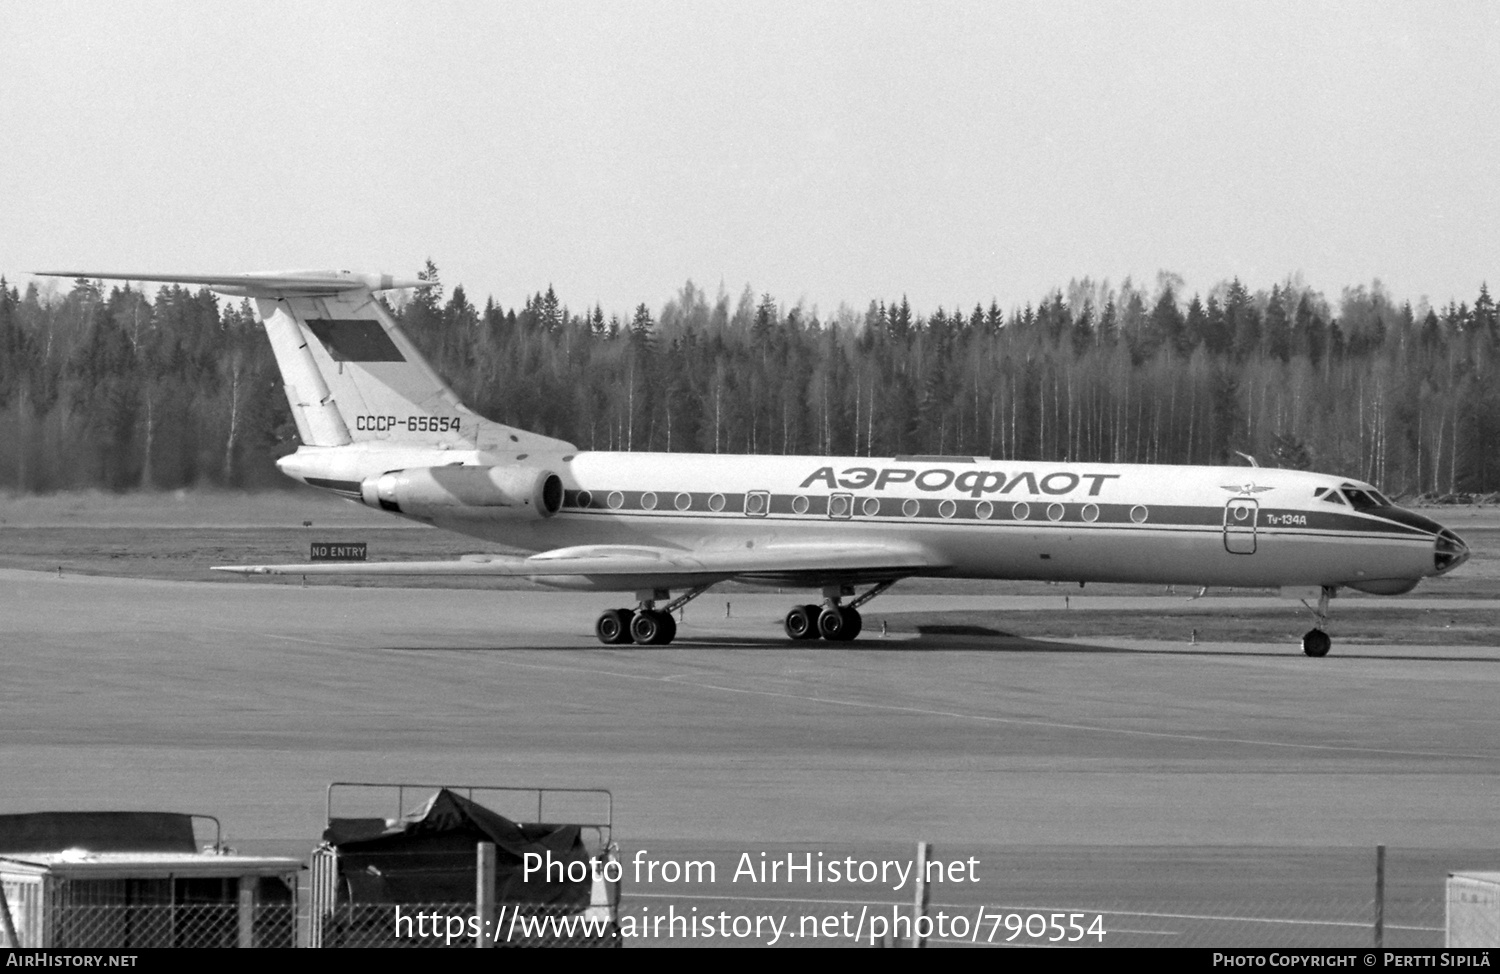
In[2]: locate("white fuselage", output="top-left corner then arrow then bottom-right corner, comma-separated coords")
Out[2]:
282,446 -> 1462,594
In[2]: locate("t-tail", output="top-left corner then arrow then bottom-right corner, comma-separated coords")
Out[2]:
35,270 -> 576,496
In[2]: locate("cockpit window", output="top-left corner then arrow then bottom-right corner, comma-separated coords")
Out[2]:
1320,490 -> 1346,505
1370,490 -> 1393,506
1342,488 -> 1381,510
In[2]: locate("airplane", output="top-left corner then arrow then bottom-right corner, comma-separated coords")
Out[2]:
40,269 -> 1471,657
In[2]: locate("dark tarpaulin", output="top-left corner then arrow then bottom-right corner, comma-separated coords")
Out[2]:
0,812 -> 197,854
325,789 -> 590,908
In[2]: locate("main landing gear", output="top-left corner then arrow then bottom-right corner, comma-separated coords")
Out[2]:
784,581 -> 893,643
592,581 -> 896,646
594,606 -> 675,645
1299,585 -> 1336,658
595,586 -> 710,646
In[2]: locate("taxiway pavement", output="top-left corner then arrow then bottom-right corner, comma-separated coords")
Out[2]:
4,567 -> 1497,851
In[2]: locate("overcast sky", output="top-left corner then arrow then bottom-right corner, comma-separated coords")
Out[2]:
2,1 -> 1495,317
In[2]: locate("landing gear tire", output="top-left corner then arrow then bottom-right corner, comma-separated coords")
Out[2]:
1302,628 -> 1331,658
818,606 -> 862,642
595,608 -> 634,645
840,607 -> 863,640
631,609 -> 675,645
784,604 -> 821,640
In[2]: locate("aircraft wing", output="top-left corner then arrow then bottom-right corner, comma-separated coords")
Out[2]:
211,542 -> 945,591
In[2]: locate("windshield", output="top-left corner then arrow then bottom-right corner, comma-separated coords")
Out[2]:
1342,488 -> 1382,510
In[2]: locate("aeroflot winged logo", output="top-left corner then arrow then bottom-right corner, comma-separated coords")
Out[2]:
1221,482 -> 1275,496
799,466 -> 1120,497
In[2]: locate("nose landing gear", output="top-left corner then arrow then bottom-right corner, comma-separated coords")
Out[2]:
1301,628 -> 1331,658
1299,586 -> 1336,657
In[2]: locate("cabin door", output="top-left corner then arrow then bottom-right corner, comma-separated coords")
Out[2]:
1223,498 -> 1258,554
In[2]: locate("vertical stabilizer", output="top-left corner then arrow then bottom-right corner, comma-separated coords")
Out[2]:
35,270 -> 576,454
255,288 -> 472,448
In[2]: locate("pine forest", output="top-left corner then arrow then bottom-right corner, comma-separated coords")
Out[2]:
1,263 -> 1495,499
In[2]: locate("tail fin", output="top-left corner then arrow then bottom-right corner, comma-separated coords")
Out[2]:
36,270 -> 575,453
255,285 -> 472,448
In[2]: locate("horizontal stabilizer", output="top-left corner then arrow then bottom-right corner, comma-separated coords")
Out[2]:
35,270 -> 431,298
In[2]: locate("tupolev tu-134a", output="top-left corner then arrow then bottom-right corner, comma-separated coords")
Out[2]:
41,269 -> 1471,656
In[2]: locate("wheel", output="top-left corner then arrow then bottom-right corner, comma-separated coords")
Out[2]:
630,611 -> 660,645
816,607 -> 845,640
631,610 -> 674,645
818,606 -> 861,642
595,608 -> 633,645
839,607 -> 863,640
784,605 -> 819,640
1302,628 -> 1331,657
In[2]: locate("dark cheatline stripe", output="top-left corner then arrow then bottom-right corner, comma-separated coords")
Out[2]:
557,490 -> 1436,538
305,318 -> 405,362
1262,509 -> 1430,537
1366,506 -> 1446,536
306,477 -> 363,494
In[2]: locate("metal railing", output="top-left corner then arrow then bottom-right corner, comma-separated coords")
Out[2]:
325,782 -> 614,852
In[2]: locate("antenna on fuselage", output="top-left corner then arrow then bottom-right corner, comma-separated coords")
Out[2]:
1234,451 -> 1260,468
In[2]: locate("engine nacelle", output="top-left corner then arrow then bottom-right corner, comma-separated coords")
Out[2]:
361,465 -> 563,519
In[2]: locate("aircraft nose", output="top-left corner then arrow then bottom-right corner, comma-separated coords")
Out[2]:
1433,527 -> 1470,574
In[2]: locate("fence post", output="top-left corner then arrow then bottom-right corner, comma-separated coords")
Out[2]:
237,877 -> 255,948
911,841 -> 931,948
477,842 -> 496,948
1374,844 -> 1385,948
296,869 -> 311,949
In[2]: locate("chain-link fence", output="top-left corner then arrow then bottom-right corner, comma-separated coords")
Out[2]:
25,846 -> 1479,947
314,901 -> 620,947
39,896 -> 1448,948
607,893 -> 1446,948
42,902 -> 295,948
602,844 -> 1495,948
919,898 -> 1446,948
